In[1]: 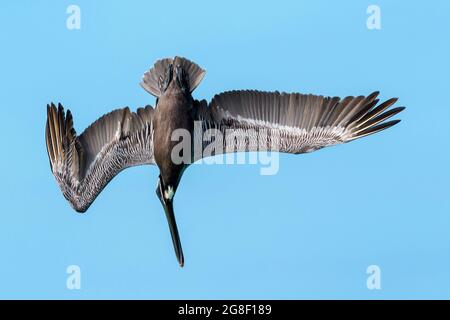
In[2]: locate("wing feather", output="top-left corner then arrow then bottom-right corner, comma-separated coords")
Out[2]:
193,90 -> 404,160
45,103 -> 155,212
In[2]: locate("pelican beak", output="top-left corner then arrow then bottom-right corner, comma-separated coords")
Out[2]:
156,176 -> 184,267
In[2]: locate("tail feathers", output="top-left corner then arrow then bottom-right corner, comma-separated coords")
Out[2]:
173,56 -> 206,94
140,56 -> 206,97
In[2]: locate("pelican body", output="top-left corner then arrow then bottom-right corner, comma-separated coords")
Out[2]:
45,57 -> 405,266
152,64 -> 195,266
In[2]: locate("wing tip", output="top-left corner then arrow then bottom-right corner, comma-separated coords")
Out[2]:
345,95 -> 405,141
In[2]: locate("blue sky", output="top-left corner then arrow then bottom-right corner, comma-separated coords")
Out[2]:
0,0 -> 449,299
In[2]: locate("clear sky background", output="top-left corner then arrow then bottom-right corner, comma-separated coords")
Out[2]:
0,0 -> 449,299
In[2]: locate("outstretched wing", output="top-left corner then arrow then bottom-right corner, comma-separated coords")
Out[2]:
45,103 -> 155,212
193,90 -> 404,160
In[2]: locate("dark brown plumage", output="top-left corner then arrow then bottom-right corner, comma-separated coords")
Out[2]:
45,56 -> 405,266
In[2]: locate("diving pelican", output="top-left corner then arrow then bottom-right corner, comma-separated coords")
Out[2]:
45,56 -> 405,266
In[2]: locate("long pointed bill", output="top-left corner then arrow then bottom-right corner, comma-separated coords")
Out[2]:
162,199 -> 184,267
156,176 -> 184,267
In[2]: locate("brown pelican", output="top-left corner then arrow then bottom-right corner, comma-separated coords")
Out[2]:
45,56 -> 404,267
